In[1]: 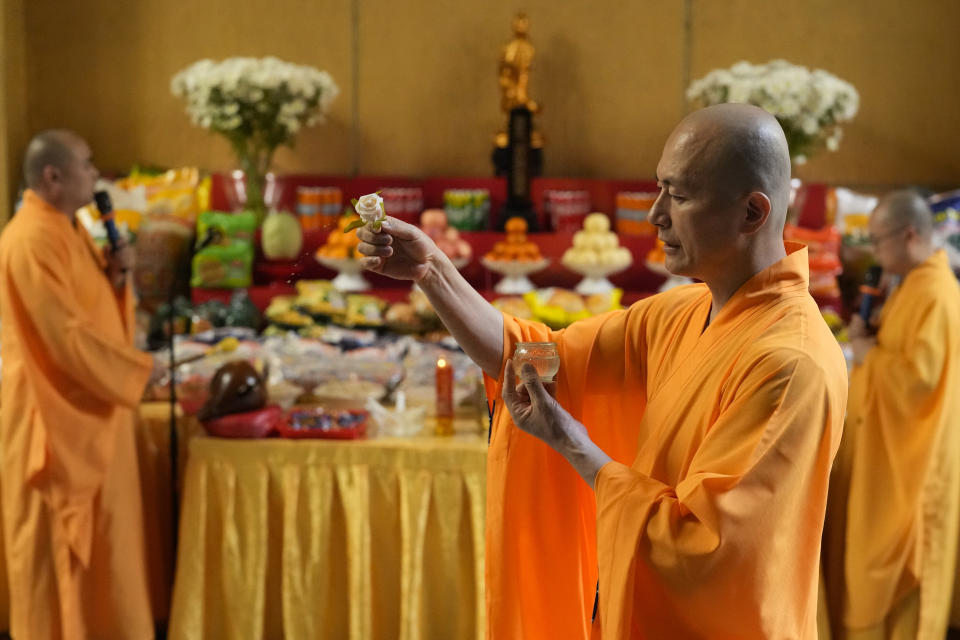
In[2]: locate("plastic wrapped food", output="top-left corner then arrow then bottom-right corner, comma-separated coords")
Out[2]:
190,211 -> 257,289
344,295 -> 387,327
295,281 -> 347,319
117,167 -> 208,222
191,242 -> 253,288
276,408 -> 369,439
929,190 -> 960,273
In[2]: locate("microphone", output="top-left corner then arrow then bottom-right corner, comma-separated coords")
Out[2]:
859,265 -> 883,324
93,190 -> 120,251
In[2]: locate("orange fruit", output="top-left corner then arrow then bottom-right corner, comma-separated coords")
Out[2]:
505,217 -> 527,234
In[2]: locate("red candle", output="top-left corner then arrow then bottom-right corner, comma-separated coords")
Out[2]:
435,356 -> 454,436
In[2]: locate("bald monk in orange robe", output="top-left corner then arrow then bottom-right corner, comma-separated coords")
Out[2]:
0,130 -> 159,639
821,191 -> 960,639
356,104 -> 848,638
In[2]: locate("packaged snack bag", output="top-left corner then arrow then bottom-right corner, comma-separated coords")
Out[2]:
190,242 -> 254,288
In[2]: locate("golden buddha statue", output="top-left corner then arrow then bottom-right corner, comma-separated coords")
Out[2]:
496,13 -> 543,149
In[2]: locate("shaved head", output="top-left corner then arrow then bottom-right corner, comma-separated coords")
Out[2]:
23,130 -> 83,189
20,129 -> 98,216
650,104 -> 794,302
671,104 -> 792,227
868,189 -> 937,276
874,190 -> 934,241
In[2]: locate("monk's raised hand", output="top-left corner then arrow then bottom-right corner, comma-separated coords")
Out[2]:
355,217 -> 444,282
502,360 -> 573,447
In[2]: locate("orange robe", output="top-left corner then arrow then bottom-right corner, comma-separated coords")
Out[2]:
484,242 -> 848,638
823,249 -> 960,639
0,190 -> 154,639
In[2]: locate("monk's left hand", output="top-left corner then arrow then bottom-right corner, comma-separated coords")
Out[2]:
105,240 -> 134,290
502,360 -> 585,449
502,361 -> 612,489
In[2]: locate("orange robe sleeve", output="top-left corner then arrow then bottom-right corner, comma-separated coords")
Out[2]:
594,350 -> 838,638
483,306 -> 651,640
4,231 -> 151,409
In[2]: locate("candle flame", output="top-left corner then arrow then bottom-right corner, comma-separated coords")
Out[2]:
437,357 -> 447,368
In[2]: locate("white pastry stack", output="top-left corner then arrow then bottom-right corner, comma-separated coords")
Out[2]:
562,213 -> 632,271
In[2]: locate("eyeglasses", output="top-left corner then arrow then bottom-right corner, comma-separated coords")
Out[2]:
865,226 -> 908,246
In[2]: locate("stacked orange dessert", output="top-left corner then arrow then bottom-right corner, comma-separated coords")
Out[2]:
484,217 -> 542,261
316,213 -> 362,259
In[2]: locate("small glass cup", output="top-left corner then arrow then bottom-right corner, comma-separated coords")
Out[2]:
513,342 -> 560,383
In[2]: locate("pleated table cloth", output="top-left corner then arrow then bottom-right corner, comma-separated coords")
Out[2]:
168,428 -> 488,640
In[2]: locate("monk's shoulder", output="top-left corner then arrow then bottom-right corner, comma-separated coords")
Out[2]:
736,296 -> 842,371
904,263 -> 960,320
742,317 -> 846,391
0,212 -> 69,259
624,283 -> 709,323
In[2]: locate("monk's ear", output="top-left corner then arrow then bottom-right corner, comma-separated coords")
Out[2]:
42,165 -> 61,186
742,191 -> 771,234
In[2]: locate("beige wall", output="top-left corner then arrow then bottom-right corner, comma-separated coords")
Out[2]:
5,0 -> 959,210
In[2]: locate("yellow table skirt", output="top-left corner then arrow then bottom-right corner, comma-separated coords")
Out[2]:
136,401 -> 205,622
168,427 -> 488,640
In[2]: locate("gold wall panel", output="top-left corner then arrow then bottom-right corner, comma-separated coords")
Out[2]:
355,1 -> 685,178
23,0 -> 353,177
8,0 -> 960,189
2,0 -> 28,222
691,0 -> 960,186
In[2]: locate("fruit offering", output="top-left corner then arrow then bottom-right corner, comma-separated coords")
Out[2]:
420,209 -> 472,261
316,213 -> 362,259
562,213 -> 632,269
520,287 -> 623,329
261,211 -> 303,260
485,217 -> 542,261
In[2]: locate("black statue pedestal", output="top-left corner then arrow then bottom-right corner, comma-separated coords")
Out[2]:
492,107 -> 542,231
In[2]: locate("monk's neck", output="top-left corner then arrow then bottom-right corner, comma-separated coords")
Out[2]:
902,244 -> 936,274
33,189 -> 77,224
704,243 -> 787,326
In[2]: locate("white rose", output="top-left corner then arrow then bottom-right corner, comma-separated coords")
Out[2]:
354,193 -> 385,224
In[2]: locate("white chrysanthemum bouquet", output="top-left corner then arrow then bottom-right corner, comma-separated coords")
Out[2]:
686,59 -> 859,164
171,56 -> 339,219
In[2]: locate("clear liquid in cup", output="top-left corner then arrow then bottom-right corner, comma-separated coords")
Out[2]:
513,342 -> 560,382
